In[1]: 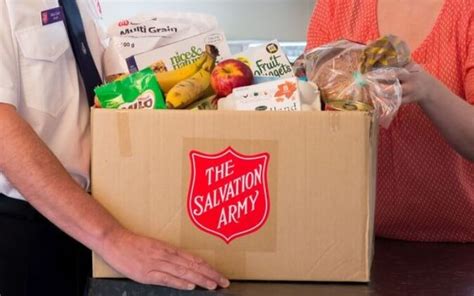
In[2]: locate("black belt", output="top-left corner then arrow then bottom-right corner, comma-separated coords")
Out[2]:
0,193 -> 42,221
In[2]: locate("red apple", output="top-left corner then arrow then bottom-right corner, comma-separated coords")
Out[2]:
211,59 -> 254,98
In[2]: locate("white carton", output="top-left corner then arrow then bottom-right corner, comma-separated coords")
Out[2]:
219,78 -> 302,111
232,41 -> 294,78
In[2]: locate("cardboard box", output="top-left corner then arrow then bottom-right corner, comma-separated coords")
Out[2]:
91,110 -> 377,282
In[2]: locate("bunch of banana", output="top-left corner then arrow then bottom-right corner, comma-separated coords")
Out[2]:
166,46 -> 218,109
154,45 -> 219,94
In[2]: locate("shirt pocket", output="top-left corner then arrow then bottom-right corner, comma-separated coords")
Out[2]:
15,22 -> 76,117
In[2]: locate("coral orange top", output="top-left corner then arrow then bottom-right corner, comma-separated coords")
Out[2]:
307,0 -> 474,242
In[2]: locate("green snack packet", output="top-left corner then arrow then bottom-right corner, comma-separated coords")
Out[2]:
94,68 -> 166,109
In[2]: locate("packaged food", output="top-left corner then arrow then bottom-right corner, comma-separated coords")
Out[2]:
306,40 -> 367,102
103,12 -> 220,81
107,12 -> 219,58
232,40 -> 295,79
305,35 -> 411,127
126,29 -> 231,74
218,77 -> 303,111
165,45 -> 218,109
325,100 -> 374,112
299,80 -> 321,111
292,53 -> 307,80
94,68 -> 166,110
360,35 -> 411,73
187,95 -> 218,110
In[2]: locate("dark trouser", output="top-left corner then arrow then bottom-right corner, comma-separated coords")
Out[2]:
0,194 -> 91,296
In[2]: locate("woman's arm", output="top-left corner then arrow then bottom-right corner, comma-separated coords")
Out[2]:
398,65 -> 474,161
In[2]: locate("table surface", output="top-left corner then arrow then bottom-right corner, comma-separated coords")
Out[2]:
87,238 -> 474,296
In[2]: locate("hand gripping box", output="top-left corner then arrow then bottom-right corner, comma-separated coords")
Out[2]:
91,110 -> 377,282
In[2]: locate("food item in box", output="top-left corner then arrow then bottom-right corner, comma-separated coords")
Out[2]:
94,68 -> 166,110
305,35 -> 411,127
299,81 -> 322,111
154,45 -> 219,93
107,12 -> 219,58
126,29 -> 231,74
211,59 -> 254,98
166,50 -> 218,109
218,78 -> 302,111
150,60 -> 168,73
360,35 -> 411,73
232,40 -> 294,78
103,13 -> 220,81
292,53 -> 307,80
187,95 -> 218,110
103,45 -> 130,83
309,42 -> 366,102
105,73 -> 128,83
325,100 -> 374,112
253,76 -> 280,84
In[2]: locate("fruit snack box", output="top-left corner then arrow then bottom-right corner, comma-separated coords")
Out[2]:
232,40 -> 295,79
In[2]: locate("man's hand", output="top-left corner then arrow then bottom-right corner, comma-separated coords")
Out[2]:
0,104 -> 230,290
99,227 -> 230,290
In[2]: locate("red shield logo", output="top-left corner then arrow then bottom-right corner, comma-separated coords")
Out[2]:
187,147 -> 270,244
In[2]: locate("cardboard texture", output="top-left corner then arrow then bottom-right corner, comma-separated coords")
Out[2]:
91,109 -> 377,282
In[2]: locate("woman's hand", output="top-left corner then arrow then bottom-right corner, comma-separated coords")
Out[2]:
100,227 -> 230,291
396,63 -> 474,161
397,63 -> 442,105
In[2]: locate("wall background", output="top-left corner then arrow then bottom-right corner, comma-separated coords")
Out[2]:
100,0 -> 315,42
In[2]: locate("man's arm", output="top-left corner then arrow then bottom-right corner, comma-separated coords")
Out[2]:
399,65 -> 474,161
0,103 -> 229,290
